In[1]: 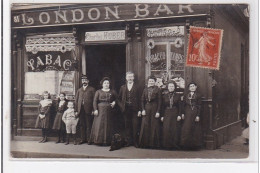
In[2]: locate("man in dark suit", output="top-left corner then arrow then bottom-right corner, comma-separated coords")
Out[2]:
118,72 -> 142,147
75,75 -> 95,145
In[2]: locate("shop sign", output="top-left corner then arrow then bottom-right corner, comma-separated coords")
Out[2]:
26,52 -> 77,72
85,30 -> 125,42
147,26 -> 184,38
12,4 -> 210,28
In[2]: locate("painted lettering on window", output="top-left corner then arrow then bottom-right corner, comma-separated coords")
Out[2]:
26,52 -> 76,72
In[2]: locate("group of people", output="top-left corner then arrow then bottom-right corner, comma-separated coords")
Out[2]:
35,72 -> 203,150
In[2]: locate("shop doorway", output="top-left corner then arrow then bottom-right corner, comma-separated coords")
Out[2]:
85,44 -> 126,92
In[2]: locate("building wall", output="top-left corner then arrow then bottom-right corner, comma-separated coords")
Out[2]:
212,9 -> 248,132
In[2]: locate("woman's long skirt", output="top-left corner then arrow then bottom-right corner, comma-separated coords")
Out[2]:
162,107 -> 181,149
180,106 -> 203,149
89,103 -> 114,145
52,112 -> 65,130
139,102 -> 160,148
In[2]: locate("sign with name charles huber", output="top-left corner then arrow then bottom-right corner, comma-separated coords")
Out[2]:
85,30 -> 125,42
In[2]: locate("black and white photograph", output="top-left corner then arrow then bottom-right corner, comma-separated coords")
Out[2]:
1,0 -> 259,173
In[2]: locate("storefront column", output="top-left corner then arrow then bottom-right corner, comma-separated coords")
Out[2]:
134,23 -> 145,85
73,27 -> 81,91
11,43 -> 17,137
126,23 -> 133,72
184,19 -> 193,85
14,31 -> 23,135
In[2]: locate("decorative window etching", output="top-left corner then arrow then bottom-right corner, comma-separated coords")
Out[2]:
25,33 -> 76,54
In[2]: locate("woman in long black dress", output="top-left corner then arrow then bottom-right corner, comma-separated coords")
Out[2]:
180,82 -> 203,149
139,76 -> 162,148
161,81 -> 182,149
89,77 -> 117,146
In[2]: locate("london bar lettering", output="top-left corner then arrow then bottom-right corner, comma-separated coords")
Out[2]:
12,4 -> 210,28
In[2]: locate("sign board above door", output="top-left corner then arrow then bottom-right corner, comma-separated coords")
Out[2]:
11,4 -> 210,28
85,30 -> 125,42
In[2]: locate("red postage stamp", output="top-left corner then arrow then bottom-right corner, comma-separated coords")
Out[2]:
186,26 -> 223,70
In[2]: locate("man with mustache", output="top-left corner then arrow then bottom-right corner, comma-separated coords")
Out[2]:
118,72 -> 142,147
75,75 -> 95,145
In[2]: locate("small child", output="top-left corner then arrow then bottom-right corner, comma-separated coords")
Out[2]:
35,91 -> 53,143
62,101 -> 79,145
52,93 -> 68,143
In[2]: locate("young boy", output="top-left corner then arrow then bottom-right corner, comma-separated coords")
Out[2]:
62,101 -> 79,145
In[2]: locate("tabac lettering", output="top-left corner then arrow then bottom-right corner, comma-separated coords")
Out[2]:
53,55 -> 61,66
45,54 -> 53,65
27,54 -> 73,71
36,57 -> 44,67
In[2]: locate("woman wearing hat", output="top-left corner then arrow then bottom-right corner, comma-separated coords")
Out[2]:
161,81 -> 182,149
89,77 -> 117,146
180,82 -> 203,150
139,76 -> 162,148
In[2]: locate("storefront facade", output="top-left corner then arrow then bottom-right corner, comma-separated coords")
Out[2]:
11,4 -> 249,149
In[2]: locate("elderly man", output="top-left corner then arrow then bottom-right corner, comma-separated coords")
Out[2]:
75,75 -> 95,145
118,72 -> 141,147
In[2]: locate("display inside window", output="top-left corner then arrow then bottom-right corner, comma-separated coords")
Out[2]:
146,26 -> 185,91
169,40 -> 185,79
148,44 -> 167,72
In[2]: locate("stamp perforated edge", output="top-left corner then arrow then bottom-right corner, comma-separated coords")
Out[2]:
185,26 -> 224,70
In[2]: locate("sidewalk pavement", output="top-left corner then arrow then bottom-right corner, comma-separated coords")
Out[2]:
10,136 -> 249,159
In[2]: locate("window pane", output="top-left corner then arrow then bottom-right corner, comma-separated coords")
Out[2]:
170,38 -> 185,79
24,71 -> 75,100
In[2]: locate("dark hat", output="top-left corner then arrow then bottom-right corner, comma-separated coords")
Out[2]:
167,80 -> 177,89
187,81 -> 197,87
147,75 -> 157,81
81,75 -> 88,80
100,77 -> 111,86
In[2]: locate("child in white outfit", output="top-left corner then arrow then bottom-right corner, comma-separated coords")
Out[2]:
62,101 -> 79,145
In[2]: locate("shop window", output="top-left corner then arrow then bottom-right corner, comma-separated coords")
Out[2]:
24,33 -> 77,100
146,26 -> 185,91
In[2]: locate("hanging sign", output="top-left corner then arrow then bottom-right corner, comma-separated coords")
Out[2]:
60,71 -> 75,95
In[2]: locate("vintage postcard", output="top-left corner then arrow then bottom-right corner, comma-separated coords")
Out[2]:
2,0 -> 258,173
